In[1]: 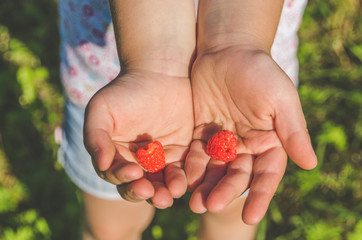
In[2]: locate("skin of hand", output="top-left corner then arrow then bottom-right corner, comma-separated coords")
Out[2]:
185,0 -> 317,225
84,69 -> 194,209
185,46 -> 318,224
83,0 -> 196,209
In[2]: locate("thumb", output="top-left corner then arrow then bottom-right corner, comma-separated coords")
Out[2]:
275,87 -> 317,170
83,99 -> 116,171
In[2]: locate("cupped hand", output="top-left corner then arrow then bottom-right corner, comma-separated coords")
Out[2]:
84,70 -> 194,208
185,47 -> 317,224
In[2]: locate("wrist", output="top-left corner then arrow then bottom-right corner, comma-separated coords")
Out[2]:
121,46 -> 194,78
197,33 -> 270,56
196,0 -> 283,55
109,0 -> 196,78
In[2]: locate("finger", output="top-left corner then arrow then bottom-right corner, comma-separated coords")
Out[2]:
205,154 -> 253,213
242,146 -> 287,225
164,145 -> 189,164
103,159 -> 145,185
275,87 -> 317,170
184,140 -> 210,191
163,145 -> 188,198
84,99 -> 115,171
91,143 -> 144,185
84,128 -> 116,171
239,130 -> 281,155
189,160 -> 227,214
147,172 -> 174,209
164,161 -> 187,199
117,177 -> 155,202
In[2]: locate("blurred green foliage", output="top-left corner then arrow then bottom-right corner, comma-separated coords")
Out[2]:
0,0 -> 361,239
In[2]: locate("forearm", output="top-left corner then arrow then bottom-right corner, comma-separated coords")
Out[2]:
197,0 -> 284,53
109,0 -> 196,77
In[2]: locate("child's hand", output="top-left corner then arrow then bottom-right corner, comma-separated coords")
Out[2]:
84,70 -> 193,208
185,46 -> 317,224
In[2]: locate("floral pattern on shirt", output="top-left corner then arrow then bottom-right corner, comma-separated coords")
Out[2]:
59,0 -> 307,106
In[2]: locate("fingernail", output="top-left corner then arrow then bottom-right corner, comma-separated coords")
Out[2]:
118,186 -> 144,202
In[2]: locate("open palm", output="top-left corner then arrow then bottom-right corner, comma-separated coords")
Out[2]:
185,47 -> 317,224
84,70 -> 194,208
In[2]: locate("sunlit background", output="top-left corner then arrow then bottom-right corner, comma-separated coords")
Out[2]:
0,0 -> 361,239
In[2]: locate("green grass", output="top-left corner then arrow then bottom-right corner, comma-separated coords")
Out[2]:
0,0 -> 361,239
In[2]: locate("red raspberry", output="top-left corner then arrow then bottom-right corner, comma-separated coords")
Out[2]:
206,130 -> 237,162
136,141 -> 165,173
